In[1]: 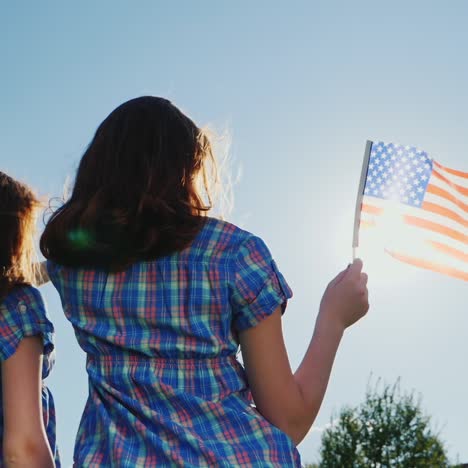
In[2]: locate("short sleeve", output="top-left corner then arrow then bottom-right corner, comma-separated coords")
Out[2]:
0,285 -> 55,362
230,235 -> 293,332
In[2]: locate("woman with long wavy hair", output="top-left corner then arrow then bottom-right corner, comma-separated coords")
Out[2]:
0,172 -> 59,467
42,96 -> 368,467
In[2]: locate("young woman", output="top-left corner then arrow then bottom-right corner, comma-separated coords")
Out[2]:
0,172 -> 60,467
41,96 -> 368,467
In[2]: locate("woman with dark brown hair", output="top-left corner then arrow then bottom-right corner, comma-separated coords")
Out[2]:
42,96 -> 369,467
0,172 -> 60,467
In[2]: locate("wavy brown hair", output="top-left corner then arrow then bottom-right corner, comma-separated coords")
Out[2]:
40,96 -> 219,271
0,172 -> 40,302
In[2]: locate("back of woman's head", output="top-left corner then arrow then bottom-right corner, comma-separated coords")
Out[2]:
0,172 -> 40,301
41,96 -> 218,270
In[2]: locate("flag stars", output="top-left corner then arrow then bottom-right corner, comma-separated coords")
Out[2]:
365,141 -> 431,206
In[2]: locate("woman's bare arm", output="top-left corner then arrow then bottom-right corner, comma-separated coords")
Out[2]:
2,337 -> 55,467
239,259 -> 368,445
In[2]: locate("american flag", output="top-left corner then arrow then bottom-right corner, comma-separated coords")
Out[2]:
357,140 -> 468,282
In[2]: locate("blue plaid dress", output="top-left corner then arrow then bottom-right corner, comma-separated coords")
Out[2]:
0,285 -> 60,467
48,217 -> 301,467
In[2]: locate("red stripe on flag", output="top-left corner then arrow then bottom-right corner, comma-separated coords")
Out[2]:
387,250 -> 468,281
432,169 -> 468,196
421,201 -> 468,229
403,215 -> 468,245
361,203 -> 383,215
426,184 -> 468,213
428,240 -> 468,263
434,160 -> 468,179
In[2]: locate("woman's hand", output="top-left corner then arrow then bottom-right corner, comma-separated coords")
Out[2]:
319,258 -> 369,331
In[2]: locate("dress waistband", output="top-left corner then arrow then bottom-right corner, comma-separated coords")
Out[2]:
87,353 -> 240,369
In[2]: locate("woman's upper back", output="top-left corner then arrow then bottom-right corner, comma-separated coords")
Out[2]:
48,217 -> 292,360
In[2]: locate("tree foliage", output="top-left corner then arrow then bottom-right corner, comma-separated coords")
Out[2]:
319,379 -> 449,467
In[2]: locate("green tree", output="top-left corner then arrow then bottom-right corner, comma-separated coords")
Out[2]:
319,379 -> 449,467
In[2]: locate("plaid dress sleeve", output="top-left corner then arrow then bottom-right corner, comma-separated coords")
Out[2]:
0,285 -> 54,365
231,235 -> 293,331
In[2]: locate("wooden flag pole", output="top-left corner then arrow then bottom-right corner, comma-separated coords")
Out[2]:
352,140 -> 373,261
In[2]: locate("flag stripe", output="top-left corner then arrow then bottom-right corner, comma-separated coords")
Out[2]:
426,184 -> 468,213
424,187 -> 468,221
361,203 -> 382,216
430,175 -> 468,206
362,199 -> 468,229
387,250 -> 468,281
421,201 -> 468,228
362,198 -> 467,234
403,215 -> 467,245
428,240 -> 468,263
434,160 -> 468,180
432,169 -> 468,196
360,208 -> 467,255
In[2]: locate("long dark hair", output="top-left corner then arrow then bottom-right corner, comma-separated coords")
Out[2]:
40,96 -> 219,271
0,172 -> 40,302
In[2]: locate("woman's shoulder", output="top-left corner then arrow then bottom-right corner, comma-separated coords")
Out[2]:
196,217 -> 261,254
1,284 -> 46,314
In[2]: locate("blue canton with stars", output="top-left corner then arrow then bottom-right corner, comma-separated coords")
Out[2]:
363,141 -> 433,208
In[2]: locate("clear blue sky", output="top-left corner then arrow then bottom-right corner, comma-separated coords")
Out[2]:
2,1 -> 468,465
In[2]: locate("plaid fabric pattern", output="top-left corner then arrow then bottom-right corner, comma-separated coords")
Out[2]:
48,217 -> 300,467
0,285 -> 60,467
